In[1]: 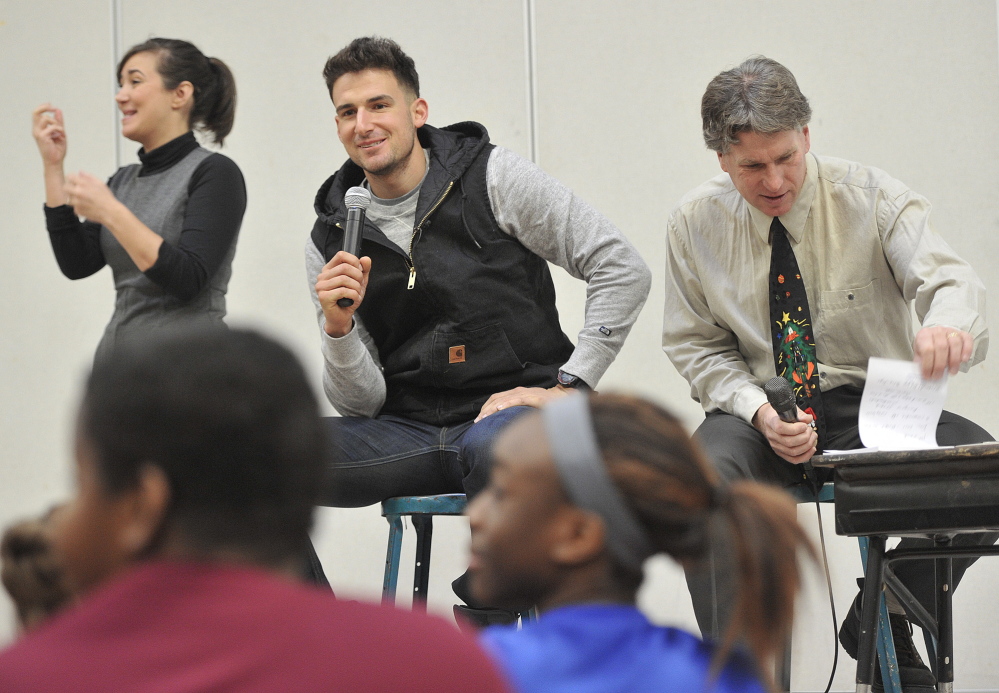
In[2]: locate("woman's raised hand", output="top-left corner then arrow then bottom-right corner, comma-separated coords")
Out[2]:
65,172 -> 121,225
32,103 -> 67,166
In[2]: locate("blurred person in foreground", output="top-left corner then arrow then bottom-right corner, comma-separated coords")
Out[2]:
1,508 -> 73,634
0,327 -> 510,693
468,393 -> 814,693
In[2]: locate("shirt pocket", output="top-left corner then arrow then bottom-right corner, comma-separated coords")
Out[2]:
815,279 -> 884,368
431,323 -> 525,389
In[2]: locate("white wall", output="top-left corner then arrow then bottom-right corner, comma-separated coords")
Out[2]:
2,1 -> 998,689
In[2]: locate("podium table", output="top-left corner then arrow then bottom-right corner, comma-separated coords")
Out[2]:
812,443 -> 999,693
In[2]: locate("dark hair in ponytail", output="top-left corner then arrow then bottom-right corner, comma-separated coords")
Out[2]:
117,38 -> 236,145
589,394 -> 815,687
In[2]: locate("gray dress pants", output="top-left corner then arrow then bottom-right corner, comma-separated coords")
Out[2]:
687,385 -> 997,641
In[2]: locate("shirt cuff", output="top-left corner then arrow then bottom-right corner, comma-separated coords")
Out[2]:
43,204 -> 79,233
734,387 -> 770,424
320,322 -> 370,368
560,336 -> 617,389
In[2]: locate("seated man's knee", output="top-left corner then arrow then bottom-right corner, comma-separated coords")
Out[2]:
459,406 -> 533,498
460,406 -> 533,459
937,411 -> 994,446
693,412 -> 773,483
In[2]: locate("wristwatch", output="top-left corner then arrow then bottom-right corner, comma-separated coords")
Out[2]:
557,370 -> 590,390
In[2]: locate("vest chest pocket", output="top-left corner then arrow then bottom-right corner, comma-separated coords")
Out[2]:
432,323 -> 525,388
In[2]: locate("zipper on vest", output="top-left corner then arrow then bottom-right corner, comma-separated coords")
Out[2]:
406,181 -> 454,290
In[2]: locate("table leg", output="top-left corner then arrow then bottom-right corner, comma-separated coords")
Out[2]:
935,536 -> 954,693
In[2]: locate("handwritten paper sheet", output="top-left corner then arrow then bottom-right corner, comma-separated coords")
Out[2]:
857,357 -> 948,450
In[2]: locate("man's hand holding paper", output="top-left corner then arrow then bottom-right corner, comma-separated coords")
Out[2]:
914,326 -> 974,380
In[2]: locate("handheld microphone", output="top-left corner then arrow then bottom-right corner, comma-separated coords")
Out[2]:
764,376 -> 818,485
764,376 -> 799,424
337,186 -> 371,308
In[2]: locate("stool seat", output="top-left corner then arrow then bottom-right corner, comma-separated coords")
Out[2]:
786,482 -> 835,504
381,494 -> 468,612
382,494 -> 468,517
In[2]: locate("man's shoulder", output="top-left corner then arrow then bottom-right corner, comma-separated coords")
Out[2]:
484,144 -> 538,185
430,120 -> 490,144
676,170 -> 739,204
421,121 -> 492,174
812,153 -> 911,200
671,172 -> 746,226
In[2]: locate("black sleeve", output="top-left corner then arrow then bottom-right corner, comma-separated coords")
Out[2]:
45,204 -> 107,279
144,153 -> 247,302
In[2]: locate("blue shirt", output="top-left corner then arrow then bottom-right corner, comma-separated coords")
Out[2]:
481,604 -> 766,693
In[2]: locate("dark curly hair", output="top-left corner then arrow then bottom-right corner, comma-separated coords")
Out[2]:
322,36 -> 419,98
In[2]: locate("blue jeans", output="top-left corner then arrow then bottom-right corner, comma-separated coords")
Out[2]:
318,406 -> 533,507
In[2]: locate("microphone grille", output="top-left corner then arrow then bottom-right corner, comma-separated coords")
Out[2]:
764,376 -> 796,408
344,186 -> 371,210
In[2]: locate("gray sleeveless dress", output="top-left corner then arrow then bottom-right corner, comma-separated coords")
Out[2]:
96,147 -> 237,361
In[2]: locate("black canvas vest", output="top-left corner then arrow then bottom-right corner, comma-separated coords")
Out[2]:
311,123 -> 574,426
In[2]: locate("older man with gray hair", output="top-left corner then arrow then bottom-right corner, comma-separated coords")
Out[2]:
663,56 -> 994,691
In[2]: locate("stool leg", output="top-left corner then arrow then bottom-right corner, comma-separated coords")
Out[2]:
935,537 -> 954,693
856,536 -> 886,693
776,633 -> 792,692
412,515 -> 433,612
382,514 -> 404,605
875,586 -> 902,693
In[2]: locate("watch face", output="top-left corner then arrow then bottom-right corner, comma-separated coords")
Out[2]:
557,371 -> 577,387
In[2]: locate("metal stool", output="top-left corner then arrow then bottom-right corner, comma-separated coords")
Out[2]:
380,493 -> 539,626
780,483 -> 902,693
381,493 -> 468,612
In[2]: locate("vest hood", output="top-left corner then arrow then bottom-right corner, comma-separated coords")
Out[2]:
313,121 -> 490,225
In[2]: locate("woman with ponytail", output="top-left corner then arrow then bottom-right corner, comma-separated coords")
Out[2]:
32,38 -> 245,362
467,392 -> 816,693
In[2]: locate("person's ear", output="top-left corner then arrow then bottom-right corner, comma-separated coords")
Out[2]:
117,464 -> 170,556
171,81 -> 195,112
550,509 -> 607,566
410,97 -> 429,129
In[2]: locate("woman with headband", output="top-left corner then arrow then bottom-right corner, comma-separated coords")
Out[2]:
31,38 -> 245,363
467,392 -> 815,693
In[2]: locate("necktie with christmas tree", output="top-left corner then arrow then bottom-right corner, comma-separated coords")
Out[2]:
769,216 -> 825,451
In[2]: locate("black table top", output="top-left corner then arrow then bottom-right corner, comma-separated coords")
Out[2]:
812,441 -> 999,468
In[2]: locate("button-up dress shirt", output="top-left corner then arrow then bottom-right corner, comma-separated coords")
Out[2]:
663,152 -> 988,423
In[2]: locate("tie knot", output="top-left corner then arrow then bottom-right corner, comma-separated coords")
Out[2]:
770,216 -> 788,244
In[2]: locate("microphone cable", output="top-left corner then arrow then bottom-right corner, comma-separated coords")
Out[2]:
808,493 -> 838,693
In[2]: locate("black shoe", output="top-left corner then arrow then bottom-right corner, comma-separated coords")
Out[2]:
839,583 -> 936,693
453,604 -> 520,634
451,572 -> 522,633
451,571 -> 480,607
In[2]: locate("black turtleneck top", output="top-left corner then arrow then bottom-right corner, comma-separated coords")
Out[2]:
44,131 -> 246,302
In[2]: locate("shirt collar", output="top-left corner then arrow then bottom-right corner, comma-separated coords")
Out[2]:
137,131 -> 198,177
747,151 -> 817,244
